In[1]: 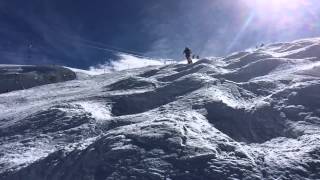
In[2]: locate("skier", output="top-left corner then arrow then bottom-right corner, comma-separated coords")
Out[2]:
183,47 -> 193,64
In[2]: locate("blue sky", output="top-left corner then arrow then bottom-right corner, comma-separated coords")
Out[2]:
1,0 -> 320,68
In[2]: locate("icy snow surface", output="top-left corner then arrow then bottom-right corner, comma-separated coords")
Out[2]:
1,38 -> 320,180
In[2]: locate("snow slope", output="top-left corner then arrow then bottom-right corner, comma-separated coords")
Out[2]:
87,53 -> 179,75
1,38 -> 320,180
66,53 -> 177,79
0,65 -> 76,94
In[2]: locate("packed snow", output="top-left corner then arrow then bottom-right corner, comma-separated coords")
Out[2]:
0,38 -> 320,180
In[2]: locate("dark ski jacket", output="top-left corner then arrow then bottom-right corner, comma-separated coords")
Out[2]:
183,48 -> 192,57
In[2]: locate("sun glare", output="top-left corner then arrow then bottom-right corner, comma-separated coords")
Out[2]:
226,0 -> 319,53
244,0 -> 310,13
241,0 -> 314,28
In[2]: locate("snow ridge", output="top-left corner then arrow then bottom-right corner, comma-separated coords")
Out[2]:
0,65 -> 76,94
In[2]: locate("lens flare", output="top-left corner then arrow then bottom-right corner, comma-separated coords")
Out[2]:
241,0 -> 317,30
226,0 -> 320,53
243,0 -> 310,13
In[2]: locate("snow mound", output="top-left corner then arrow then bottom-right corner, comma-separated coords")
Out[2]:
1,38 -> 320,180
0,65 -> 76,94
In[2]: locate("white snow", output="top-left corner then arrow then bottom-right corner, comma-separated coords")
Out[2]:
75,101 -> 112,122
1,37 -> 320,180
88,53 -> 170,74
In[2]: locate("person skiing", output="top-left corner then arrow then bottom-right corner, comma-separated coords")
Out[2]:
183,47 -> 193,64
